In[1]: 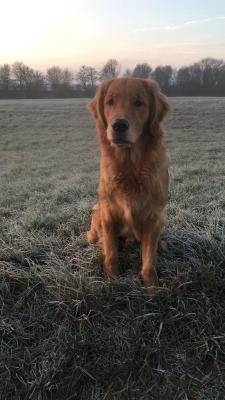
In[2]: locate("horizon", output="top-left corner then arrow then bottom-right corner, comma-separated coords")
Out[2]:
1,0 -> 225,72
2,56 -> 225,77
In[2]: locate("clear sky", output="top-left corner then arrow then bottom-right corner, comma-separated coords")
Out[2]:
1,0 -> 225,72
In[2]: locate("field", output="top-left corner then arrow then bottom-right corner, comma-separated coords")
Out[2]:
0,97 -> 225,400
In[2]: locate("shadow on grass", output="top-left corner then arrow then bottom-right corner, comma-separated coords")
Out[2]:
112,227 -> 225,281
1,226 -> 225,399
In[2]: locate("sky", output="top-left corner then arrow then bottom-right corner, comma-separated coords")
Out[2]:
1,0 -> 225,72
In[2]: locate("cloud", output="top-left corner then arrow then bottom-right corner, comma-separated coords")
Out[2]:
184,18 -> 211,25
132,16 -> 225,34
157,41 -> 225,50
123,47 -> 146,53
132,25 -> 178,33
184,16 -> 225,25
156,42 -> 195,49
154,41 -> 225,52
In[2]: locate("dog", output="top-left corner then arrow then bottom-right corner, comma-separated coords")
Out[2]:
87,77 -> 170,294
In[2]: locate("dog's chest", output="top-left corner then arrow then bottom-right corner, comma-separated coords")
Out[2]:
111,177 -> 157,239
115,195 -> 150,240
101,161 -> 163,237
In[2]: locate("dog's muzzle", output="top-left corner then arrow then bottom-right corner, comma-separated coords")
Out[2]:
111,118 -> 130,145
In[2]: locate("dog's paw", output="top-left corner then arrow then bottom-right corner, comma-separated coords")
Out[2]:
87,229 -> 98,243
140,270 -> 160,297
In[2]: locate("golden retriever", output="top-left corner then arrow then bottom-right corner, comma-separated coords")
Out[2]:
87,77 -> 170,294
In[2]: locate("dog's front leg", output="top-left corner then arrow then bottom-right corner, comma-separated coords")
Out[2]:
102,219 -> 119,277
140,218 -> 163,294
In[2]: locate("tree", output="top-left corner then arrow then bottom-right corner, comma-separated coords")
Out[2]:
12,62 -> 29,89
100,59 -> 120,80
86,67 -> 99,88
76,65 -> 90,90
175,58 -> 225,96
26,70 -> 44,93
12,62 -> 44,93
61,68 -> 73,89
132,63 -> 152,78
46,67 -> 74,95
46,66 -> 63,91
176,66 -> 192,95
76,66 -> 99,90
152,65 -> 173,93
198,58 -> 225,95
0,64 -> 11,91
123,68 -> 133,77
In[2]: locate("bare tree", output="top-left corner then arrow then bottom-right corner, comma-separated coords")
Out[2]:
100,59 -> 120,80
12,62 -> 29,89
123,68 -> 133,77
76,66 -> 99,90
175,58 -> 225,95
12,62 -> 44,93
0,64 -> 11,90
46,66 -> 63,91
86,67 -> 99,88
76,65 -> 90,90
2,57 -> 225,98
152,65 -> 173,93
27,70 -> 44,92
61,68 -> 73,88
132,63 -> 152,79
46,67 -> 73,95
198,58 -> 225,95
176,66 -> 192,95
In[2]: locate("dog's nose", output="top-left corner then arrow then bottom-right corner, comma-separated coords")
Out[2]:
112,118 -> 130,134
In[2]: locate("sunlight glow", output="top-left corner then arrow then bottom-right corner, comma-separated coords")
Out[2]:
1,0 -> 225,71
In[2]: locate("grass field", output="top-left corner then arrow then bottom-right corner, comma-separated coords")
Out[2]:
0,97 -> 225,400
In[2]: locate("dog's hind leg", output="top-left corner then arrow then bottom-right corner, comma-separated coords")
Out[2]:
87,203 -> 101,243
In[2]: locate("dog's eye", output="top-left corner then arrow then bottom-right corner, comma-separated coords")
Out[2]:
106,98 -> 114,106
134,99 -> 143,107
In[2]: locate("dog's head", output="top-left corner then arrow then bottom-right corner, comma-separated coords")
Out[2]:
88,77 -> 170,148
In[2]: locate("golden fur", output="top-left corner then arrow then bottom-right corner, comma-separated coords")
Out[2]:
87,77 -> 170,294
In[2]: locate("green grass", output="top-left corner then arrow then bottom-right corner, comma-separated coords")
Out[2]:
0,97 -> 225,400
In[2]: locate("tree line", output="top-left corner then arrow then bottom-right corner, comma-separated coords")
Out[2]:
0,58 -> 225,98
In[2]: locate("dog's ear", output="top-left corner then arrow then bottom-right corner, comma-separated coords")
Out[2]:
87,79 -> 113,129
146,79 -> 171,134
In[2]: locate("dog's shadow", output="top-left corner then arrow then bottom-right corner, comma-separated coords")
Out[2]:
118,230 -> 224,278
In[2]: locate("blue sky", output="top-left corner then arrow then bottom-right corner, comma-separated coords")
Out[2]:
0,0 -> 225,71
